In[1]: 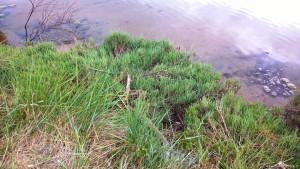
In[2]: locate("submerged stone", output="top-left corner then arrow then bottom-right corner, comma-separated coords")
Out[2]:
271,91 -> 278,97
287,83 -> 297,90
263,86 -> 271,93
276,79 -> 281,85
280,78 -> 290,84
283,92 -> 289,97
257,67 -> 263,71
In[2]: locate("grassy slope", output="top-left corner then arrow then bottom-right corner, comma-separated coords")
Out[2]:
0,33 -> 299,168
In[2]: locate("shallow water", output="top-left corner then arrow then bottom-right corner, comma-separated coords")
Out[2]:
1,0 -> 300,106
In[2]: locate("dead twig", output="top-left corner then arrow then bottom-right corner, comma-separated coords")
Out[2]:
122,74 -> 169,147
216,101 -> 230,138
124,74 -> 131,102
266,161 -> 291,169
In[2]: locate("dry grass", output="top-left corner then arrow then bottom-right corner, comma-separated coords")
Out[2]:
84,111 -> 127,168
4,127 -> 73,168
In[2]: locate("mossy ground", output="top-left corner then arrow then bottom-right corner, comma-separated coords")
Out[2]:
0,33 -> 299,168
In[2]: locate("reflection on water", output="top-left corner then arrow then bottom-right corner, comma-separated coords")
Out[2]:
1,0 -> 300,106
176,0 -> 300,26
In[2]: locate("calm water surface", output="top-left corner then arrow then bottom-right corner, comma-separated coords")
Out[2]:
1,0 -> 300,106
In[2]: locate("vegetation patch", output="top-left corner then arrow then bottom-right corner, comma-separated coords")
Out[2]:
0,33 -> 299,168
5,129 -> 73,168
285,90 -> 300,131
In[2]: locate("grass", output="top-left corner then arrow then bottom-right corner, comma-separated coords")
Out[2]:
0,33 -> 299,168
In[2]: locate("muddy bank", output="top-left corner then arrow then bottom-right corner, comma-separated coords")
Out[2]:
0,31 -> 7,44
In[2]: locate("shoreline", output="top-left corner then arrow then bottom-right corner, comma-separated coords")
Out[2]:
0,34 -> 298,107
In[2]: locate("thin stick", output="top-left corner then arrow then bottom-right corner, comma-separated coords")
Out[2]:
124,75 -> 168,146
25,0 -> 35,43
124,74 -> 131,102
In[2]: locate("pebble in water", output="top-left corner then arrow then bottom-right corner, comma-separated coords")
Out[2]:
257,67 -> 263,72
280,78 -> 290,83
247,56 -> 297,98
271,91 -> 278,97
287,83 -> 297,90
264,86 -> 271,93
276,79 -> 281,85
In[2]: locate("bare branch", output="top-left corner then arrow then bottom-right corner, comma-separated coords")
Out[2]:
24,0 -> 36,43
25,0 -> 78,44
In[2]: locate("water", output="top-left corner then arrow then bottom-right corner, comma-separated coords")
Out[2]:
1,0 -> 300,106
